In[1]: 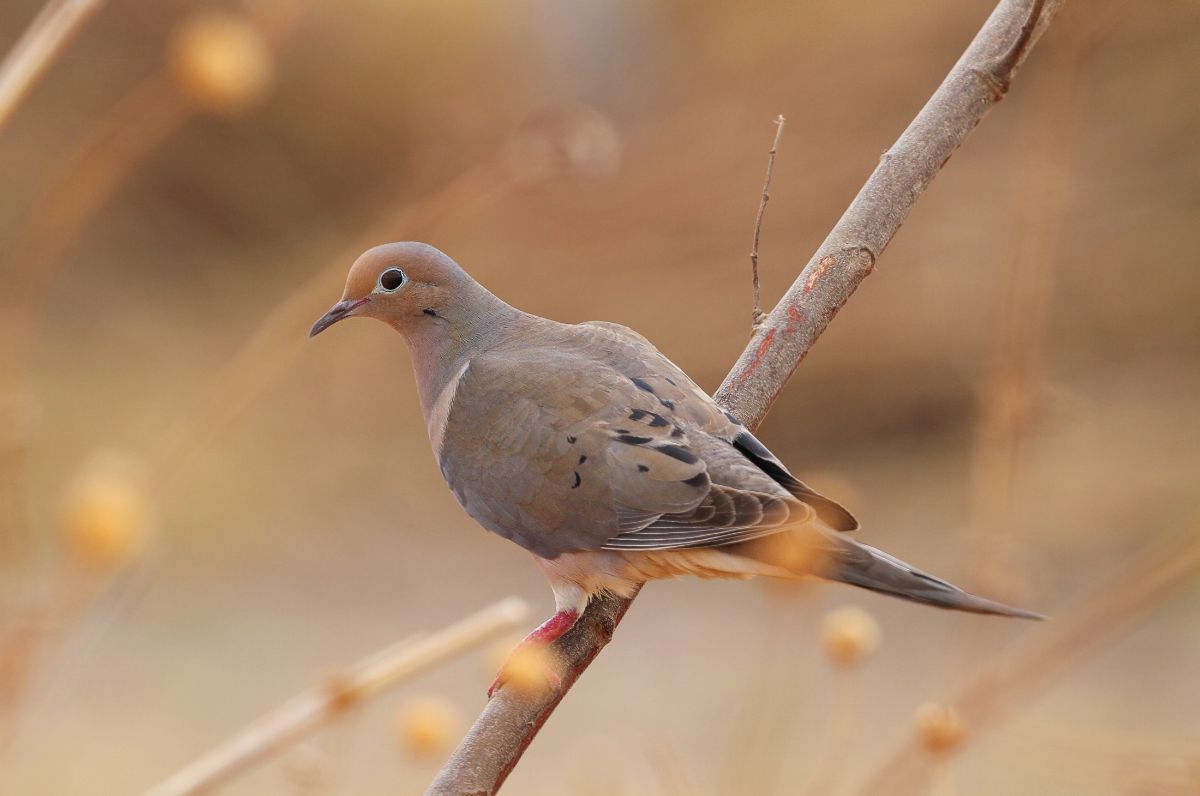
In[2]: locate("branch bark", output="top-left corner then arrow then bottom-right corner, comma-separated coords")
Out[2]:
428,1 -> 1062,793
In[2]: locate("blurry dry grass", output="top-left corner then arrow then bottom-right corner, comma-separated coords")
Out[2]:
0,0 -> 108,135
855,514 -> 1200,796
0,0 -> 305,756
959,0 -> 1128,645
0,0 -> 1197,793
144,597 -> 526,796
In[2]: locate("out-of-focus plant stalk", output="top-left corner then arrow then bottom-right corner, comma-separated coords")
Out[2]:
853,516 -> 1200,796
0,0 -> 305,756
142,597 -> 528,796
0,0 -> 109,137
959,5 -> 1118,640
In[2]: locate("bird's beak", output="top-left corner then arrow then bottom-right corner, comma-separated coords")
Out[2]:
309,297 -> 369,337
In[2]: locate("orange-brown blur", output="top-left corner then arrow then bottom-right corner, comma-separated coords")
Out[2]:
1,1 -> 1198,794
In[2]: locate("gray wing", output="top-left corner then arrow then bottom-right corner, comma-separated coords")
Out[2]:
436,322 -> 856,559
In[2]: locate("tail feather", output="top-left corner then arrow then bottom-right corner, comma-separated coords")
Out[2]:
826,535 -> 1043,620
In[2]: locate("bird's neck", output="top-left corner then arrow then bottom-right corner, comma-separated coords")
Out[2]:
399,287 -> 526,418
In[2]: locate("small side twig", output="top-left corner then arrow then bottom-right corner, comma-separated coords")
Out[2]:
749,115 -> 786,330
141,597 -> 528,796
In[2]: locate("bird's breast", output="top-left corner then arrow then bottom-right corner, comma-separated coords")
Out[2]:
425,360 -> 470,459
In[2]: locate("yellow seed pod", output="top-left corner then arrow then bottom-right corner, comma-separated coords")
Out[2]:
60,453 -> 152,569
914,702 -> 967,755
169,11 -> 273,113
821,605 -> 881,667
393,695 -> 460,761
500,643 -> 557,695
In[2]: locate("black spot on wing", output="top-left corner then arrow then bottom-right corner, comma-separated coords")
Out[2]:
567,435 -> 577,444
658,399 -> 676,411
572,471 -> 581,489
637,464 -> 649,472
616,434 -> 653,446
631,377 -> 655,393
578,454 -> 588,465
655,444 -> 699,464
628,409 -> 669,427
683,472 -> 709,488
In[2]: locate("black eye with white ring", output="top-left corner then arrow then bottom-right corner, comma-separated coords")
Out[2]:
378,268 -> 406,291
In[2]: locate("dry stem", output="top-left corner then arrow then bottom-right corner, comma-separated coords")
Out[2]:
0,0 -> 110,137
957,0 -> 1122,667
749,115 -> 786,330
429,1 -> 1062,793
853,518 -> 1200,796
141,597 -> 528,796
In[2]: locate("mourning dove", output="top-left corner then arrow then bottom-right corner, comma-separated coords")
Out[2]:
311,243 -> 1040,690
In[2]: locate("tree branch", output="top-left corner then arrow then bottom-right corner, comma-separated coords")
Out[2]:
714,0 -> 1056,425
428,1 -> 1062,793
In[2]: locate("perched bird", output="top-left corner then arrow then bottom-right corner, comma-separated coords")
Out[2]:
311,242 -> 1040,690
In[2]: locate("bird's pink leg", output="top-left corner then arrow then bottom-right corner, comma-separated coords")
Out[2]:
487,609 -> 579,698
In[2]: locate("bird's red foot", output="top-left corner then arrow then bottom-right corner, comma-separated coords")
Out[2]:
487,609 -> 579,698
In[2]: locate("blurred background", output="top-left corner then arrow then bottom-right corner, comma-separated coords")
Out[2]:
1,0 -> 1198,793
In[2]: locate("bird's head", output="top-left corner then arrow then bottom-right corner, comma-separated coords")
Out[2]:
309,242 -> 471,338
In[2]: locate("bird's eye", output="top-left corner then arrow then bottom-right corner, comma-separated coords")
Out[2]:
378,268 -> 406,291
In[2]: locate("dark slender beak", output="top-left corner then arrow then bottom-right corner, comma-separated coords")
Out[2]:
309,297 -> 369,337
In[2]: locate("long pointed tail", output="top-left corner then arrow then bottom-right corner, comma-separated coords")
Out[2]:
822,534 -> 1043,619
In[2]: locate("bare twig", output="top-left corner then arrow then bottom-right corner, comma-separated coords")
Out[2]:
428,1 -> 1062,793
0,0 -> 110,137
141,597 -> 528,796
749,115 -> 786,330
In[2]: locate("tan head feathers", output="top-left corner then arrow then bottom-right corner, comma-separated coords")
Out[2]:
309,242 -> 473,337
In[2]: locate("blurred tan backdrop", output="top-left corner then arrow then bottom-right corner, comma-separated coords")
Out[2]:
1,0 -> 1198,794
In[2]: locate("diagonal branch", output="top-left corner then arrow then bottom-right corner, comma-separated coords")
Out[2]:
428,1 -> 1062,793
